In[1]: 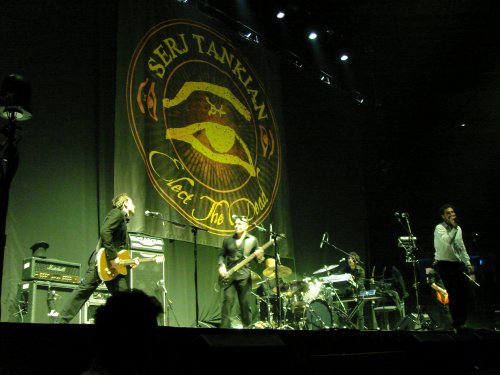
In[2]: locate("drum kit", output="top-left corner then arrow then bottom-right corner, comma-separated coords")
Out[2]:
253,262 -> 377,330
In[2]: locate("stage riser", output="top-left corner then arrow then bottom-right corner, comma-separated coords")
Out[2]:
0,324 -> 499,375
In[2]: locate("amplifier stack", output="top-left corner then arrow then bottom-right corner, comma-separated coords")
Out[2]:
16,257 -> 82,324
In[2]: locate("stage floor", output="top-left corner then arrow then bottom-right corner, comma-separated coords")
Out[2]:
1,323 -> 499,374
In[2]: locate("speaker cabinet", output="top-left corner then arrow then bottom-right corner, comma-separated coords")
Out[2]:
16,281 -> 81,324
129,250 -> 167,325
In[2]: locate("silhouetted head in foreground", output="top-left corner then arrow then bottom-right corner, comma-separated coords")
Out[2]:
82,289 -> 163,375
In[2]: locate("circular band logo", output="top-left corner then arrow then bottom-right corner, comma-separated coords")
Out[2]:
127,20 -> 281,235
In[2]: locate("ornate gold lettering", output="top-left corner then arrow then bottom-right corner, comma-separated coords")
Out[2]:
148,34 -> 189,78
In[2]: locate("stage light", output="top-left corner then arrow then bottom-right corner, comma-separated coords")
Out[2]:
276,11 -> 285,19
340,54 -> 349,61
354,92 -> 364,105
239,30 -> 259,44
320,71 -> 333,86
308,32 -> 318,40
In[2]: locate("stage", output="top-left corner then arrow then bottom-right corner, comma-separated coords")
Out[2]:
1,323 -> 499,374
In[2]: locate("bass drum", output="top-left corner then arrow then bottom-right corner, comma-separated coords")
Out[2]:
304,299 -> 333,330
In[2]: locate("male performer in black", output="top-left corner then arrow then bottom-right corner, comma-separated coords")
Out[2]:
433,204 -> 474,332
218,216 -> 264,328
56,193 -> 139,323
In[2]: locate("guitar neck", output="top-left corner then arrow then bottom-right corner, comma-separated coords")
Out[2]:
228,252 -> 257,276
121,257 -> 159,266
226,237 -> 279,276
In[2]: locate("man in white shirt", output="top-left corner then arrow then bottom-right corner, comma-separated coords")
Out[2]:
434,204 -> 474,332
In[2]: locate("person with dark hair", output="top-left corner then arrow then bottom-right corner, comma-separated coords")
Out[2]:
81,289 -> 163,375
433,204 -> 474,332
56,193 -> 139,323
218,216 -> 264,328
342,251 -> 366,329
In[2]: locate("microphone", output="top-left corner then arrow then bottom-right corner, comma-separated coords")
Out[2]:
253,223 -> 266,232
320,232 -> 327,249
145,210 -> 161,217
339,257 -> 346,262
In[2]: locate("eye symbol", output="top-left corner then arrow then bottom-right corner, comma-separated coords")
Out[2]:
166,122 -> 257,177
136,78 -> 158,121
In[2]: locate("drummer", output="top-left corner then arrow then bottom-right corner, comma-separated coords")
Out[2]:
253,258 -> 291,326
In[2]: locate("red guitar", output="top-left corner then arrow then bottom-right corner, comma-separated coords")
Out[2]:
435,290 -> 449,305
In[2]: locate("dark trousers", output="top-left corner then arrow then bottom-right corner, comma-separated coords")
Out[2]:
436,260 -> 468,329
220,276 -> 252,328
58,259 -> 129,323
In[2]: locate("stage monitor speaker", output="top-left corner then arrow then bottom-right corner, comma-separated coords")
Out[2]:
16,280 -> 81,324
129,249 -> 167,325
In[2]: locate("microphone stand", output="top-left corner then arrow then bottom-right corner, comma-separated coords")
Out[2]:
322,236 -> 364,266
146,213 -> 208,327
253,223 -> 287,328
190,223 -> 208,327
321,235 -> 364,327
395,213 -> 430,330
157,279 -> 179,326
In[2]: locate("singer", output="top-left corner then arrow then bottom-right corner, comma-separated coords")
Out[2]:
55,193 -> 140,324
433,203 -> 474,332
217,216 -> 264,328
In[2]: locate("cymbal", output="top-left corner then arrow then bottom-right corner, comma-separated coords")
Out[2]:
251,271 -> 262,290
312,264 -> 339,274
263,265 -> 292,279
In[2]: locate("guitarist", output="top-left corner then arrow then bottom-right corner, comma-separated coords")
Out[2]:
56,193 -> 139,323
425,262 -> 453,330
218,216 -> 264,328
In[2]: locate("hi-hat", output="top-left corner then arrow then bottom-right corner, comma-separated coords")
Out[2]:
263,265 -> 292,278
251,271 -> 262,289
312,264 -> 339,274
